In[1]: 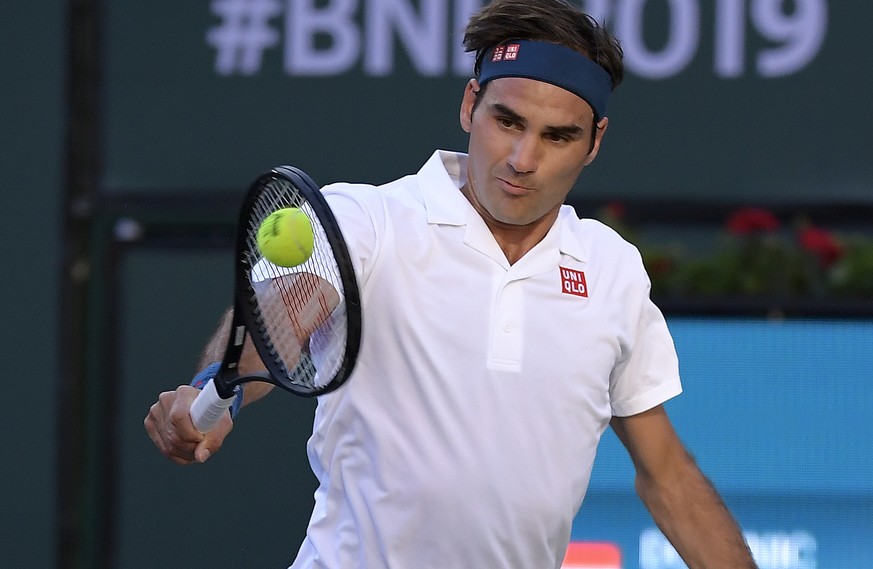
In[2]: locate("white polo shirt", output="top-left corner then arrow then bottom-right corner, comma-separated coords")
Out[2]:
289,150 -> 681,569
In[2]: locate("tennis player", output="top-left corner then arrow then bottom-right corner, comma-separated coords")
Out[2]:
145,1 -> 758,567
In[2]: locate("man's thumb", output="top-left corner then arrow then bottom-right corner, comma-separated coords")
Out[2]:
194,443 -> 212,463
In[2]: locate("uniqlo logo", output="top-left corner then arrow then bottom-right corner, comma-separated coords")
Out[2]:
560,267 -> 588,297
505,43 -> 520,60
491,45 -> 505,61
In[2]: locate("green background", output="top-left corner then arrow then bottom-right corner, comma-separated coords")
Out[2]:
2,1 -> 64,567
99,0 -> 873,203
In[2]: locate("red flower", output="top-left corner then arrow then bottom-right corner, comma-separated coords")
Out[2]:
798,226 -> 843,267
603,201 -> 625,220
726,207 -> 781,235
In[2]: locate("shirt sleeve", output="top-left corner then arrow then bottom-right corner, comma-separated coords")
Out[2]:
608,258 -> 683,417
321,183 -> 384,285
250,183 -> 381,292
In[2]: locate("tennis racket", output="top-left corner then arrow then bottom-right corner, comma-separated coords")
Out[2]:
189,166 -> 362,433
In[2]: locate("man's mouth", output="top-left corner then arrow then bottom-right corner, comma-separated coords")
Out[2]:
498,178 -> 533,195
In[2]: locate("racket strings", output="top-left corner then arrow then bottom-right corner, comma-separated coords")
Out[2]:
243,175 -> 350,393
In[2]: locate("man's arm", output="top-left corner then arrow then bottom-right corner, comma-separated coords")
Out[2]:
610,405 -> 757,568
202,271 -> 340,407
145,273 -> 337,463
144,308 -> 273,464
198,307 -> 275,407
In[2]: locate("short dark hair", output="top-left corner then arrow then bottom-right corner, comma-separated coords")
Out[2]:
463,0 -> 624,91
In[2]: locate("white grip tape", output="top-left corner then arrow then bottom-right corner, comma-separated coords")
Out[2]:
190,378 -> 235,433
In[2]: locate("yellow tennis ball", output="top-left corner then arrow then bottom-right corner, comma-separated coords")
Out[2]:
256,208 -> 314,267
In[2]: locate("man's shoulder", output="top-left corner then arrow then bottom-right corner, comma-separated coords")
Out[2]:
322,172 -> 415,199
558,208 -> 647,277
563,209 -> 637,249
322,151 -> 461,199
321,173 -> 431,229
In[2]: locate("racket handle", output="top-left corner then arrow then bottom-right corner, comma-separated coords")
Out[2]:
190,379 -> 235,433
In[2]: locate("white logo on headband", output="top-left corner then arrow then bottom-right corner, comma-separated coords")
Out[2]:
491,43 -> 520,62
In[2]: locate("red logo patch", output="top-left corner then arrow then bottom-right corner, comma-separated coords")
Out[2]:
560,267 -> 588,297
491,43 -> 520,62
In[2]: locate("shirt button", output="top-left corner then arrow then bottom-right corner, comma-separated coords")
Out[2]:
503,324 -> 512,332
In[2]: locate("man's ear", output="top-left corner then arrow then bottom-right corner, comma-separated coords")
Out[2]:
460,79 -> 480,133
585,117 -> 609,165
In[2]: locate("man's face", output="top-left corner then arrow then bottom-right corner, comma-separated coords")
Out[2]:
460,77 -> 608,228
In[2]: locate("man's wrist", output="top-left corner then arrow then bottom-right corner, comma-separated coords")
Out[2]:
189,362 -> 243,418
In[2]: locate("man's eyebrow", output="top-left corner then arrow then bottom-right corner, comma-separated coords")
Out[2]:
491,103 -> 526,125
491,103 -> 585,138
544,123 -> 585,138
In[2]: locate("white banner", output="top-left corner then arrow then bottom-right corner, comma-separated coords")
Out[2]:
206,0 -> 828,78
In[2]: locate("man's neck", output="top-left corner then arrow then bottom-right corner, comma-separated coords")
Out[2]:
459,183 -> 558,265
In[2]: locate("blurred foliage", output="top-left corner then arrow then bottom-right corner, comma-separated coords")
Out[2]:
599,205 -> 873,300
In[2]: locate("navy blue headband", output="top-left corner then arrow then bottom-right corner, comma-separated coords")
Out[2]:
478,40 -> 612,121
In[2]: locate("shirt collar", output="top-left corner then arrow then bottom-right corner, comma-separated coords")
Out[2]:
417,150 -> 469,226
556,207 -> 588,262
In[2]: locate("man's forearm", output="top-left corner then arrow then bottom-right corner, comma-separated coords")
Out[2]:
197,308 -> 273,409
637,461 -> 757,569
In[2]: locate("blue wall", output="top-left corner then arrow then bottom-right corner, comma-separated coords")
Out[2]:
573,317 -> 873,569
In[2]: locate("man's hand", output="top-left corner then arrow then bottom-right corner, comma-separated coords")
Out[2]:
144,385 -> 234,464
